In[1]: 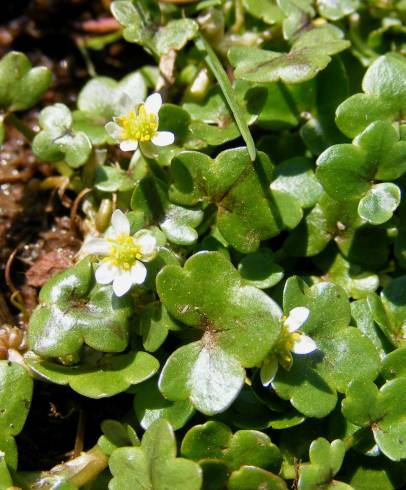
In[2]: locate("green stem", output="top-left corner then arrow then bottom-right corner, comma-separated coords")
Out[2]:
7,113 -> 36,141
34,445 -> 108,488
195,32 -> 256,161
232,0 -> 245,33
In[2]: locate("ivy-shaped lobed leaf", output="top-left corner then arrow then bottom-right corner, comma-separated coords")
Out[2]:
229,24 -> 350,84
32,103 -> 92,168
25,349 -> 159,399
298,438 -> 352,489
181,421 -> 282,474
111,0 -> 198,55
342,378 -> 406,461
336,53 -> 406,138
109,419 -> 202,490
28,258 -> 133,358
317,120 -> 405,224
169,148 -> 302,253
0,51 -> 51,113
156,251 -> 282,414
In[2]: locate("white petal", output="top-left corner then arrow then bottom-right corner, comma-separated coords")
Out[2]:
130,261 -> 147,284
113,271 -> 133,296
140,141 -> 159,159
144,93 -> 162,115
119,139 -> 138,152
133,230 -> 157,261
111,209 -> 130,236
285,307 -> 310,332
260,356 -> 278,387
152,131 -> 175,147
291,334 -> 317,354
105,121 -> 123,140
82,238 -> 111,256
95,262 -> 118,285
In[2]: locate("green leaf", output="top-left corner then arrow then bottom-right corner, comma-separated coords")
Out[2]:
381,346 -> 406,380
298,438 -> 351,490
26,350 -> 158,398
111,1 -> 197,54
368,276 -> 406,347
313,247 -> 379,299
181,421 -> 232,461
342,454 -> 406,490
95,165 -> 136,193
238,248 -> 284,289
351,299 -> 390,356
317,0 -> 360,20
131,176 -> 204,245
133,376 -> 195,430
242,0 -> 284,24
285,192 -> 393,267
0,452 -> 13,488
98,419 -> 139,455
229,25 -> 350,84
271,157 -> 323,208
0,51 -> 51,112
182,421 -> 281,473
28,258 -> 133,358
0,361 -> 33,469
154,19 -> 198,56
336,53 -> 406,138
318,119 -> 406,191
343,378 -> 406,461
110,0 -> 148,45
138,302 -> 182,352
358,183 -> 401,225
228,466 -> 288,490
170,148 -> 302,253
33,103 -> 92,168
277,0 -> 314,39
109,419 -> 202,490
157,252 -> 282,414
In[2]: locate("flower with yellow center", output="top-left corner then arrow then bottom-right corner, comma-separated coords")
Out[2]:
105,93 -> 174,158
82,210 -> 157,297
260,307 -> 317,386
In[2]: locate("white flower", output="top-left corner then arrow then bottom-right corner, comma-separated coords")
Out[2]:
82,210 -> 157,297
105,92 -> 174,158
260,306 -> 317,386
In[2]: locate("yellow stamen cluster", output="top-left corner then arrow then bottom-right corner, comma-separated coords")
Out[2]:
104,234 -> 142,271
274,325 -> 301,369
116,104 -> 158,142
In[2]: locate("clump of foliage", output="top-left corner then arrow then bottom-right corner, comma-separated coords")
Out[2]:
2,0 -> 406,489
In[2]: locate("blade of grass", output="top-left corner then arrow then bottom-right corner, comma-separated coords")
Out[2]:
195,32 -> 256,161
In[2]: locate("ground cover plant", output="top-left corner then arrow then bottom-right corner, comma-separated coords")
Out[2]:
1,0 -> 406,488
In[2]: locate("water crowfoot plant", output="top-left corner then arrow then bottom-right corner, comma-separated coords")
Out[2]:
2,1 -> 406,489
